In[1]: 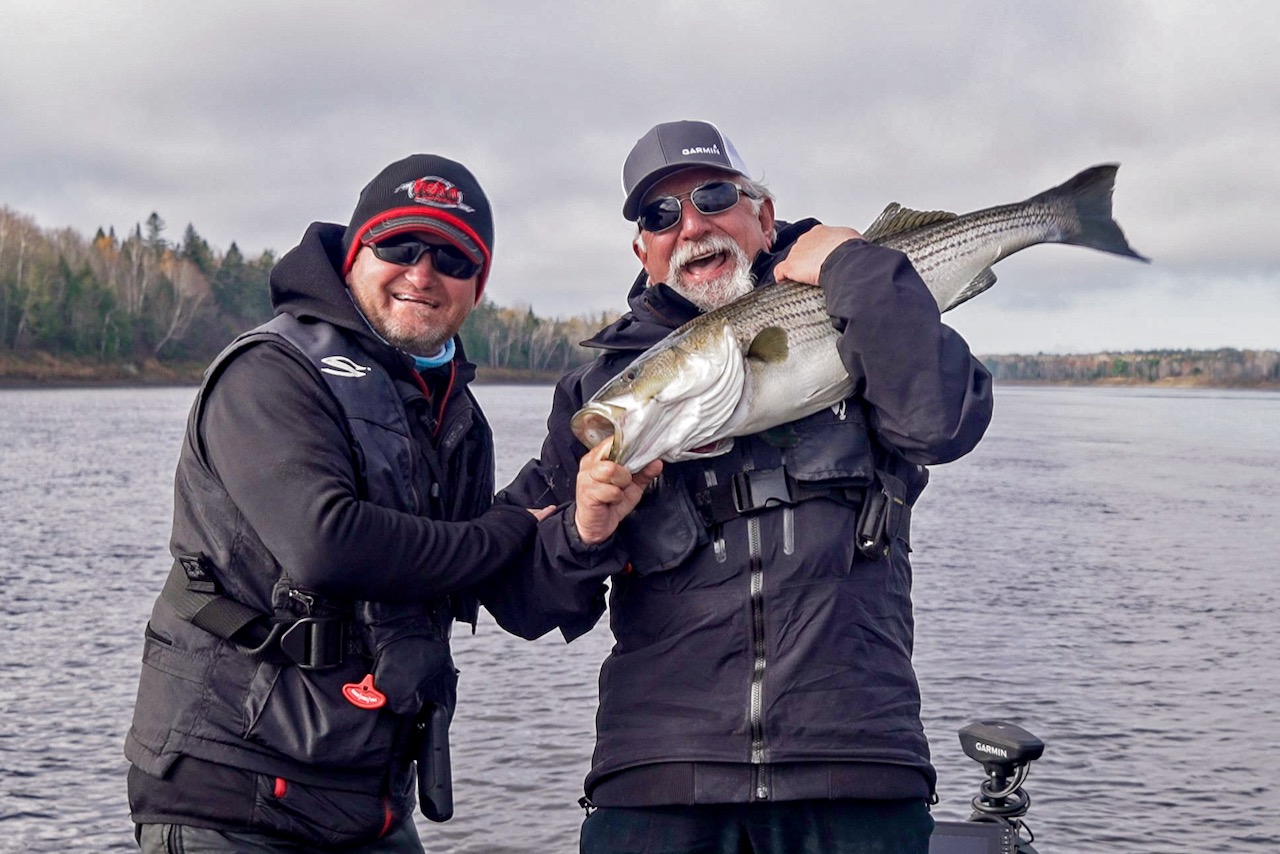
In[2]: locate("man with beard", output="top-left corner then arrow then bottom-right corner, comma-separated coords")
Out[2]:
496,121 -> 995,853
125,154 -> 552,852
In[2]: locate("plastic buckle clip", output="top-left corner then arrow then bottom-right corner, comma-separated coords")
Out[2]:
278,617 -> 346,670
732,467 -> 793,515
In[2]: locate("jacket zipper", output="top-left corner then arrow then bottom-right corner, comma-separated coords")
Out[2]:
747,514 -> 768,800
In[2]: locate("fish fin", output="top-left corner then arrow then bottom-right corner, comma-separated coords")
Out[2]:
949,268 -> 999,310
747,326 -> 789,363
863,203 -> 959,243
1031,164 -> 1150,262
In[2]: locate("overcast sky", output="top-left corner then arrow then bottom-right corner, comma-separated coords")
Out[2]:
2,0 -> 1276,354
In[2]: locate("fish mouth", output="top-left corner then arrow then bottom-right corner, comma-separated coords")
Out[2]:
570,403 -> 625,462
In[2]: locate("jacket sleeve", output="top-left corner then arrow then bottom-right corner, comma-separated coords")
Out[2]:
817,239 -> 994,465
199,343 -> 537,603
478,367 -> 629,641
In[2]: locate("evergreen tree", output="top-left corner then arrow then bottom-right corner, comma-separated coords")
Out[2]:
144,212 -> 167,253
181,223 -> 215,275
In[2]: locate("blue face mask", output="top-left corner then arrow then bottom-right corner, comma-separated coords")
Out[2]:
412,338 -> 455,370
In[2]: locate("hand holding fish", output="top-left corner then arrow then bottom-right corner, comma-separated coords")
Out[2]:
772,225 -> 864,286
573,438 -> 663,545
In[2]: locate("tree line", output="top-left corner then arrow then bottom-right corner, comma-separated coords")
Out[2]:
1,206 -> 274,362
981,350 -> 1280,385
3,205 -> 1276,386
0,206 -> 604,374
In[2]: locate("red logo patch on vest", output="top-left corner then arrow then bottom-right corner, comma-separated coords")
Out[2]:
342,673 -> 387,710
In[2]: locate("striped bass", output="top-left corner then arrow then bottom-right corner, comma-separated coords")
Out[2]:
572,164 -> 1148,471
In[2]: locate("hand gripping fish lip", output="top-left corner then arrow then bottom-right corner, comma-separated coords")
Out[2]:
570,403 -> 626,461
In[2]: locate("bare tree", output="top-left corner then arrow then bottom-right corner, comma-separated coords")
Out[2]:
527,318 -> 562,371
152,256 -> 209,355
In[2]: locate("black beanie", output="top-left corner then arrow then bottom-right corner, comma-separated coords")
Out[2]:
341,154 -> 494,299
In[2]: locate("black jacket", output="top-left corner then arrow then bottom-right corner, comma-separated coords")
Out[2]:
125,223 -> 536,845
495,220 -> 994,805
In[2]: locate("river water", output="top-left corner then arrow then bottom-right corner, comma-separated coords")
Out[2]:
1,384 -> 1277,853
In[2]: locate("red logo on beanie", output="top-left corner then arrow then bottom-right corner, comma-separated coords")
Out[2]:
395,177 -> 476,213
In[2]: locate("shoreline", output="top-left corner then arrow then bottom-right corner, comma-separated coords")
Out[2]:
2,353 -> 1276,391
0,353 -> 566,389
5,376 -> 1276,392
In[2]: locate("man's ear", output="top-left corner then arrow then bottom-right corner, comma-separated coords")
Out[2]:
758,198 -> 776,249
632,232 -> 647,266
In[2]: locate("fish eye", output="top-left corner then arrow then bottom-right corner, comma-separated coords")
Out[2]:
624,370 -> 637,381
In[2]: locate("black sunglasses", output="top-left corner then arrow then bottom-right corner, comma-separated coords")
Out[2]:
369,236 -> 481,279
636,180 -> 753,233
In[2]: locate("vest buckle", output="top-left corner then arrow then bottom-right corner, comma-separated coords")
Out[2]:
279,617 -> 347,670
731,467 -> 794,514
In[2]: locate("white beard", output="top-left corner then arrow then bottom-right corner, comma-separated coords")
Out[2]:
666,235 -> 755,312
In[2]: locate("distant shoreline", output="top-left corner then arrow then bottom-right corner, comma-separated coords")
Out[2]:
1,352 -> 1276,391
0,353 -> 565,389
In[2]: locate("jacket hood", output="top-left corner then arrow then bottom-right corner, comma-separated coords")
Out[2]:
269,222 -> 370,335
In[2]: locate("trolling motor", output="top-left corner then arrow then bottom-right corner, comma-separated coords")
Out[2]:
960,720 -> 1044,851
929,721 -> 1045,854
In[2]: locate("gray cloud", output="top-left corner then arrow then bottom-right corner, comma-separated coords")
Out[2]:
1,0 -> 1276,352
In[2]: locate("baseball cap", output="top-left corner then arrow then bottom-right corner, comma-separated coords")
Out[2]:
341,154 -> 494,299
621,120 -> 752,221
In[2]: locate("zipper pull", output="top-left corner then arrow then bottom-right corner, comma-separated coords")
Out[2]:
288,589 -> 315,614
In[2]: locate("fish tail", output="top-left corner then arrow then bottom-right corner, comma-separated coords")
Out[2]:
1034,164 -> 1151,263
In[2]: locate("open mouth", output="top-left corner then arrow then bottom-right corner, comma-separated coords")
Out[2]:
393,294 -> 439,308
682,249 -> 729,276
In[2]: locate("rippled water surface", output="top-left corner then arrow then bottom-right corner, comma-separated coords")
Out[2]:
1,384 -> 1277,853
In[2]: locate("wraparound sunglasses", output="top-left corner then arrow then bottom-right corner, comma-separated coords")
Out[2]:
637,180 -> 755,233
370,236 -> 481,279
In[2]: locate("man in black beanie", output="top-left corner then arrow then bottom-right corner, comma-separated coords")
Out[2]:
124,154 -> 551,852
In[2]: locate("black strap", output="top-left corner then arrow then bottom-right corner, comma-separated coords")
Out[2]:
161,557 -> 264,642
160,557 -> 357,669
691,467 -> 865,527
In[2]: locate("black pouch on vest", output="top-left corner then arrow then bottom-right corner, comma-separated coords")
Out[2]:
856,470 -> 910,559
414,704 -> 453,822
